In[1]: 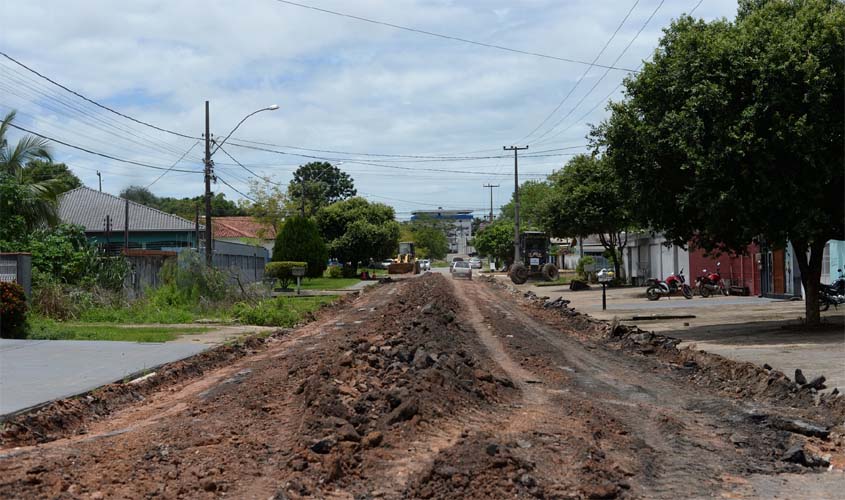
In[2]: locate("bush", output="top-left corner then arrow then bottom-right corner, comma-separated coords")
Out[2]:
576,256 -> 595,280
232,296 -> 333,327
266,261 -> 307,289
159,250 -> 228,303
327,265 -> 343,279
0,282 -> 29,338
272,216 -> 328,278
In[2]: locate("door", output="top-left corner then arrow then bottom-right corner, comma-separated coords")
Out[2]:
772,248 -> 785,294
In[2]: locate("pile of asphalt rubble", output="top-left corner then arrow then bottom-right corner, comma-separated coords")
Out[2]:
481,275 -> 844,469
282,277 -> 515,494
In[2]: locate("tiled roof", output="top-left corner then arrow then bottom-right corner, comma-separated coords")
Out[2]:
213,216 -> 276,240
59,187 -> 202,232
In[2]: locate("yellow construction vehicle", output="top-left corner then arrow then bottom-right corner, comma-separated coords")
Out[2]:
387,241 -> 420,274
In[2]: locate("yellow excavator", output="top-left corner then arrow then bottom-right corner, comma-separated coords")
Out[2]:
387,241 -> 420,274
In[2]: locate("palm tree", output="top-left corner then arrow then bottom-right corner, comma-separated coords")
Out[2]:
0,110 -> 61,229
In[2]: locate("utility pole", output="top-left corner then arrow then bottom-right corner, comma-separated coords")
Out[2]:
96,171 -> 102,192
483,183 -> 499,222
203,101 -> 214,266
123,198 -> 129,252
503,145 -> 528,263
300,177 -> 306,217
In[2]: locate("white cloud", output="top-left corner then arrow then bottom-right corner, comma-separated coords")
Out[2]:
0,0 -> 739,215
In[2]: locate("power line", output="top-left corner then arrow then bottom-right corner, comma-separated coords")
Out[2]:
272,0 -> 639,72
530,0 -> 665,144
146,141 -> 202,188
0,51 -> 200,140
515,0 -> 641,144
6,123 -> 203,173
216,174 -> 257,202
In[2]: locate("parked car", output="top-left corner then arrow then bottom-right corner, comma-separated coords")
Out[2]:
377,259 -> 394,269
451,260 -> 472,280
450,257 -> 464,273
469,257 -> 482,269
419,259 -> 431,271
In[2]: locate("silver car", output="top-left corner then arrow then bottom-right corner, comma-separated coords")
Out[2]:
419,259 -> 431,271
469,257 -> 482,269
451,260 -> 472,280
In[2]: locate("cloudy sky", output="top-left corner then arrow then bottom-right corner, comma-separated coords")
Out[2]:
1,0 -> 738,219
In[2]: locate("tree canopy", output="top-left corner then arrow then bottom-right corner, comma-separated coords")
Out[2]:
403,215 -> 450,260
272,216 -> 328,278
242,177 -> 288,234
593,0 -> 844,322
288,162 -> 356,216
19,160 -> 81,194
315,197 -> 399,270
499,180 -> 553,230
472,218 -> 514,266
120,185 -> 246,220
540,154 -> 633,277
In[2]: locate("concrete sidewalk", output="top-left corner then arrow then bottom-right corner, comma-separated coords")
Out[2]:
494,274 -> 845,393
0,339 -> 207,416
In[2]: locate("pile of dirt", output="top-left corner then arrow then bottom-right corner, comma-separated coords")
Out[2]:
482,275 -> 845,425
0,294 -> 357,448
276,274 -> 516,497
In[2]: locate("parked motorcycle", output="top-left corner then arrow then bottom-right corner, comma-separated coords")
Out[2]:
820,268 -> 845,311
646,269 -> 693,301
695,262 -> 728,298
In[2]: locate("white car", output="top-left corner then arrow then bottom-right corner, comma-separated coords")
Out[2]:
469,257 -> 482,269
419,259 -> 431,271
451,260 -> 472,280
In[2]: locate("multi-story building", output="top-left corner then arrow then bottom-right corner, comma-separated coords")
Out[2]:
410,209 -> 475,256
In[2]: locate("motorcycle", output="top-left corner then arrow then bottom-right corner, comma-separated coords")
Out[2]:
695,262 -> 728,298
820,268 -> 845,311
646,269 -> 693,301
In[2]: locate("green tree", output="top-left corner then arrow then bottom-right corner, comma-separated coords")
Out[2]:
499,180 -> 553,230
540,154 -> 632,279
20,160 -> 81,193
120,186 -> 245,220
315,197 -> 399,271
593,0 -> 844,323
243,176 -> 289,234
0,111 -> 61,230
120,185 -> 159,207
288,162 -> 356,216
272,216 -> 328,278
404,215 -> 449,260
472,218 -> 515,266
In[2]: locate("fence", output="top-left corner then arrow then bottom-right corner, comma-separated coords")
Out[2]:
0,253 -> 32,298
123,250 -> 176,298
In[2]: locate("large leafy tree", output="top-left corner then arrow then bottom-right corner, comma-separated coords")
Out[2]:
593,0 -> 844,323
315,197 -> 399,271
0,111 -> 61,231
540,154 -> 633,278
499,180 -> 553,230
472,218 -> 515,266
272,216 -> 328,278
19,160 -> 81,194
403,215 -> 450,260
288,162 -> 356,216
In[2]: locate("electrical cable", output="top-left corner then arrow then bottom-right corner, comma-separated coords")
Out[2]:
272,0 -> 639,72
6,123 -> 203,173
0,51 -> 200,140
146,141 -> 202,188
514,0 -> 640,144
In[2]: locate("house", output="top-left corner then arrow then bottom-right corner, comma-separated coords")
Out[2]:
59,186 -> 201,252
212,216 -> 277,256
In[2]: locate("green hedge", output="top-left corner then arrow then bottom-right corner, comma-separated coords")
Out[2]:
266,261 -> 308,289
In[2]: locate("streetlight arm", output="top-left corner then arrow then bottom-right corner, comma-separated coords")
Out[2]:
211,105 -> 278,156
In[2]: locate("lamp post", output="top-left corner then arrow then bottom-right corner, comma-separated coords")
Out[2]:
203,102 -> 278,265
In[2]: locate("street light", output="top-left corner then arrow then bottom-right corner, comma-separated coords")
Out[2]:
203,101 -> 278,265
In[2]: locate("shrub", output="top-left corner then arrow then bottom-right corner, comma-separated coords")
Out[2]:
232,296 -> 333,327
576,256 -> 595,280
0,282 -> 29,338
159,250 -> 228,303
272,216 -> 328,278
266,261 -> 307,289
327,265 -> 343,279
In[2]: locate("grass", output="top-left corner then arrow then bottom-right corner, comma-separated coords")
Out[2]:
232,295 -> 337,326
299,277 -> 360,290
78,302 -> 212,324
28,316 -> 211,342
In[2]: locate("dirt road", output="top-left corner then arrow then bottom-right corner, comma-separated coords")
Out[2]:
1,274 -> 843,498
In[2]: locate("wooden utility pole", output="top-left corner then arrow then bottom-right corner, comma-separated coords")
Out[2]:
123,198 -> 129,251
483,184 -> 499,223
503,145 -> 528,263
203,101 -> 214,266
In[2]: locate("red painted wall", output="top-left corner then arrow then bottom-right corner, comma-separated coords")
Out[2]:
687,243 -> 761,296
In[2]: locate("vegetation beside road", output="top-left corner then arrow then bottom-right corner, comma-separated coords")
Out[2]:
27,317 -> 210,342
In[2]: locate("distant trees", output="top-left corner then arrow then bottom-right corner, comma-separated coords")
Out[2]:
499,180 -> 553,230
403,215 -> 449,260
288,162 -> 356,216
119,186 -> 246,220
472,219 -> 514,266
541,154 -> 633,278
243,177 -> 288,234
272,216 -> 328,279
316,197 -> 399,274
592,0 -> 844,323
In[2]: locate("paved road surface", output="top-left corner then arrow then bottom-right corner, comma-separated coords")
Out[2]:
0,339 -> 206,416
